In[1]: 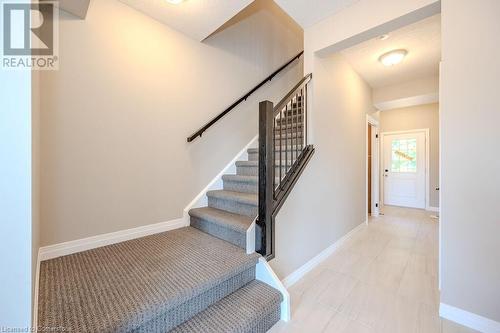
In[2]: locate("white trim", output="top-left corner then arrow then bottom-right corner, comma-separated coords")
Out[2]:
438,63 -> 443,292
181,135 -> 259,225
440,303 -> 500,333
380,129 -> 430,210
33,250 -> 41,328
366,115 -> 380,220
282,222 -> 365,288
38,218 -> 185,261
256,258 -> 291,322
246,219 -> 256,255
426,206 -> 439,212
181,135 -> 258,253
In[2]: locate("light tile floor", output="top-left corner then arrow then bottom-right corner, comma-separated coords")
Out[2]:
269,206 -> 478,333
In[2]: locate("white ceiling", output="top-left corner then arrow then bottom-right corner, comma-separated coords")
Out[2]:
118,0 -> 253,41
340,14 -> 441,88
273,0 -> 361,28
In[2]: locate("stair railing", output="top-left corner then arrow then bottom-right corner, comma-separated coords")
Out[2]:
257,74 -> 315,260
187,51 -> 304,143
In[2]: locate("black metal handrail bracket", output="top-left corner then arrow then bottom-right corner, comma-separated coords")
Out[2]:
256,74 -> 315,260
187,51 -> 304,143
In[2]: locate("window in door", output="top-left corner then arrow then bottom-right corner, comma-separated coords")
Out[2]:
391,138 -> 417,172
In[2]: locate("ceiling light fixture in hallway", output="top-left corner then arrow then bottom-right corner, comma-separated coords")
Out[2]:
379,49 -> 408,66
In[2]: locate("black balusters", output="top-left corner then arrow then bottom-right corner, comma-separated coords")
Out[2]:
256,74 -> 315,260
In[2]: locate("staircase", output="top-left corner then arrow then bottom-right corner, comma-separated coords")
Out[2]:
38,69 -> 313,332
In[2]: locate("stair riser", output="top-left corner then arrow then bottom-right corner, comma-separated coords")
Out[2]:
136,267 -> 256,332
237,165 -> 290,177
170,281 -> 282,333
223,180 -> 258,194
190,216 -> 247,249
208,197 -> 257,218
248,153 -> 258,161
249,305 -> 282,333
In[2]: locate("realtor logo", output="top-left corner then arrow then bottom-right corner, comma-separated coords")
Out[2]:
1,1 -> 58,69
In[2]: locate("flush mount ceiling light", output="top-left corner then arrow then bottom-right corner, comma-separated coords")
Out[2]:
166,0 -> 184,4
379,49 -> 408,67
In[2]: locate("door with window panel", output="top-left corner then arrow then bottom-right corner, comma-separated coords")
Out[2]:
383,132 -> 426,208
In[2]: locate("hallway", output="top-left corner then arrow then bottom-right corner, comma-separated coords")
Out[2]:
270,207 -> 477,333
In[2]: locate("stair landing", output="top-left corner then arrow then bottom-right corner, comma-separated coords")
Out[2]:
37,227 -> 259,332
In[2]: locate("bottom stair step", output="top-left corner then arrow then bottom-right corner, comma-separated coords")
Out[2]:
171,280 -> 282,333
37,227 -> 259,333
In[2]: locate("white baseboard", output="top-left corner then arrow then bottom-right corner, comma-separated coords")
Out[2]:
38,217 -> 185,261
426,206 -> 440,212
440,303 -> 500,333
281,222 -> 365,288
256,258 -> 290,322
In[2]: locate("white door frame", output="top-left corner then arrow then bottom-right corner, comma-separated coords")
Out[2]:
380,128 -> 430,210
366,115 -> 380,221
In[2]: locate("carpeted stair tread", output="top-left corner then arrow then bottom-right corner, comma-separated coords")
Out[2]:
38,227 -> 260,333
222,174 -> 281,184
189,207 -> 253,233
170,280 -> 282,333
222,174 -> 259,184
206,190 -> 258,206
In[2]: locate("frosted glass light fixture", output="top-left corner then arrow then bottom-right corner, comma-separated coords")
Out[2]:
379,49 -> 408,67
166,0 -> 184,4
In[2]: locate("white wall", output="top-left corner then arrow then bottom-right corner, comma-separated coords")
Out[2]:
270,54 -> 374,278
272,0 -> 440,280
39,0 -> 303,246
440,0 -> 500,324
380,103 -> 440,208
0,67 -> 32,326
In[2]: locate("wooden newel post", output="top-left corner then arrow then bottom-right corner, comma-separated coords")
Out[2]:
257,101 -> 275,259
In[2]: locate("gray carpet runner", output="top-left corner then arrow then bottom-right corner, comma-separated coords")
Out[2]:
37,227 -> 282,332
38,109 -> 302,332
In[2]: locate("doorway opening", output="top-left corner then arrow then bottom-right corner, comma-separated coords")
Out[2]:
367,115 -> 380,218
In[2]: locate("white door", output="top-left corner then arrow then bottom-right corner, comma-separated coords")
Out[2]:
383,131 -> 426,209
